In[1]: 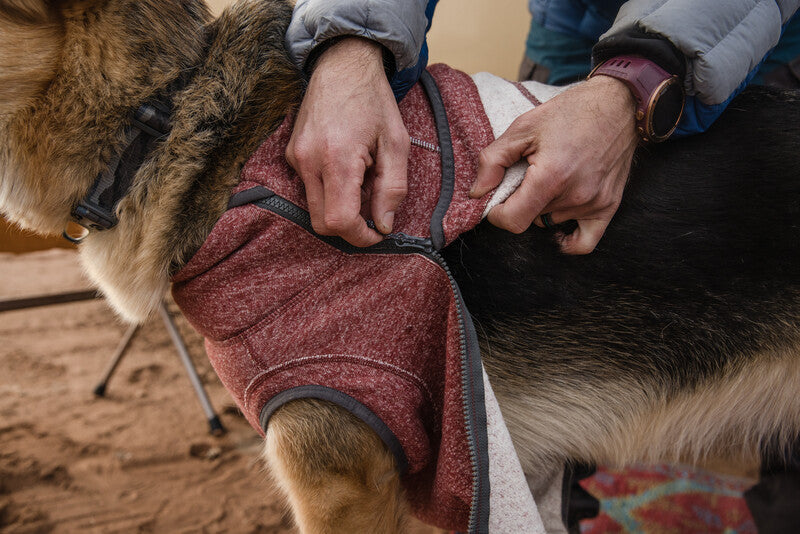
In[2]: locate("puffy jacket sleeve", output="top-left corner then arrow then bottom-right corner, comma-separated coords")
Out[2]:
596,0 -> 800,135
286,0 -> 429,73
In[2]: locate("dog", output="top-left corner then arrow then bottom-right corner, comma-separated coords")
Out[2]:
2,0 -> 800,532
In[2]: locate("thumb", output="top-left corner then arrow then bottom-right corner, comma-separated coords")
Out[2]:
472,131 -> 532,198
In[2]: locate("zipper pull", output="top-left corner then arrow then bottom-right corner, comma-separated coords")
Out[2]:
388,232 -> 434,254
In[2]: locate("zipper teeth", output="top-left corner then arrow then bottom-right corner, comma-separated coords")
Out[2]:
262,196 -> 312,227
429,250 -> 481,533
256,194 -> 481,532
410,136 -> 441,153
257,197 -> 433,256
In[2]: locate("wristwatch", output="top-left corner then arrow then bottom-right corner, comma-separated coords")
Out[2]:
589,55 -> 684,142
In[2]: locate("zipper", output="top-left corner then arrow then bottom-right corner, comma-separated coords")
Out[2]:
425,247 -> 484,534
254,195 -> 438,257
410,135 -> 441,153
386,232 -> 435,254
392,235 -> 485,534
257,195 -> 312,229
253,193 -> 486,532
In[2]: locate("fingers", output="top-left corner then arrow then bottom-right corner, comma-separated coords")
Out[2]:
471,117 -> 536,199
284,38 -> 408,247
301,170 -> 326,234
486,163 -> 557,234
289,128 -> 408,244
528,209 -> 612,254
485,155 -> 622,255
287,136 -> 383,246
319,156 -> 383,247
528,201 -> 616,254
370,128 -> 410,234
558,216 -> 611,255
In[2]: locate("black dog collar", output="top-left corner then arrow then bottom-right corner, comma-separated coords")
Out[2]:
64,100 -> 173,243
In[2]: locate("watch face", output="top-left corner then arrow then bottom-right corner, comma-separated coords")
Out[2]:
651,79 -> 684,140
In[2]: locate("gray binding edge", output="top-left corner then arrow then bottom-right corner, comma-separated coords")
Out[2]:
419,70 -> 455,251
259,385 -> 410,475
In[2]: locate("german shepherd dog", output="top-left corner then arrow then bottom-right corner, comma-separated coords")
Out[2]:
2,0 -> 799,532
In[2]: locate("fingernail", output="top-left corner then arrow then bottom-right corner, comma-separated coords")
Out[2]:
381,211 -> 395,233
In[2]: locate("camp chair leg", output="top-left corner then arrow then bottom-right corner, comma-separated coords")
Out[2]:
158,302 -> 225,436
92,300 -> 225,435
93,322 -> 139,397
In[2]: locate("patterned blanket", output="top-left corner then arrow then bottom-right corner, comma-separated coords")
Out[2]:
581,464 -> 756,533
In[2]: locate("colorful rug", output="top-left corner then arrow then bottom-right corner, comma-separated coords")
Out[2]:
580,464 -> 757,533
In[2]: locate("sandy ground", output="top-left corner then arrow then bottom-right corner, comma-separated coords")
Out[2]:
0,251 -> 759,534
0,250 -> 762,534
0,249 -> 292,533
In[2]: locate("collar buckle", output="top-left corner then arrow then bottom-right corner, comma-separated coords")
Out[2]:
71,200 -> 117,231
64,100 -> 172,244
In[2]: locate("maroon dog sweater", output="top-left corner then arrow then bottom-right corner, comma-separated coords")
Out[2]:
172,65 -> 495,532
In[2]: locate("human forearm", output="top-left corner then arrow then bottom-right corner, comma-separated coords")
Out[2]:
286,0 -> 429,75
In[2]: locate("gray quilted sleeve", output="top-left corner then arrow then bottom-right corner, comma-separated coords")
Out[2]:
603,0 -> 800,104
286,0 -> 429,73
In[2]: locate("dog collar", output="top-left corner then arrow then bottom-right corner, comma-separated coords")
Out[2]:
63,100 -> 173,243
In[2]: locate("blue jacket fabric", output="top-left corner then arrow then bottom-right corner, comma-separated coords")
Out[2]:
388,0 -> 438,100
529,0 -> 620,42
525,0 -> 800,135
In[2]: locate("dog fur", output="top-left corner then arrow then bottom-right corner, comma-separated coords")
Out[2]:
2,0 -> 799,532
1,0 -> 301,320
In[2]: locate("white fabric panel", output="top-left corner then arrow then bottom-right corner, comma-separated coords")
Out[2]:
483,367 -> 547,533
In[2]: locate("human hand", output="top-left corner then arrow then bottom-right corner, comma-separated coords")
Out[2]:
470,76 -> 638,254
286,38 -> 410,247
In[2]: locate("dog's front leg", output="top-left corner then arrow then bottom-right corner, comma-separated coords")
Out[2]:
264,398 -> 408,533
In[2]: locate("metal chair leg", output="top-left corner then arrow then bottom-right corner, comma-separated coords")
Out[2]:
158,302 -> 225,435
93,322 -> 140,397
92,301 -> 225,435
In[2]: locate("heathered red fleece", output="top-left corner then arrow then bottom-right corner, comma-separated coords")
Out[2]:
172,65 -> 495,532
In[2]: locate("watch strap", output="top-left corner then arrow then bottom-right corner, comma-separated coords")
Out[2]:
589,55 -> 684,142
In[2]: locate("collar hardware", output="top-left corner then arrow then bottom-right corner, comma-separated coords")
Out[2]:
64,100 -> 173,243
